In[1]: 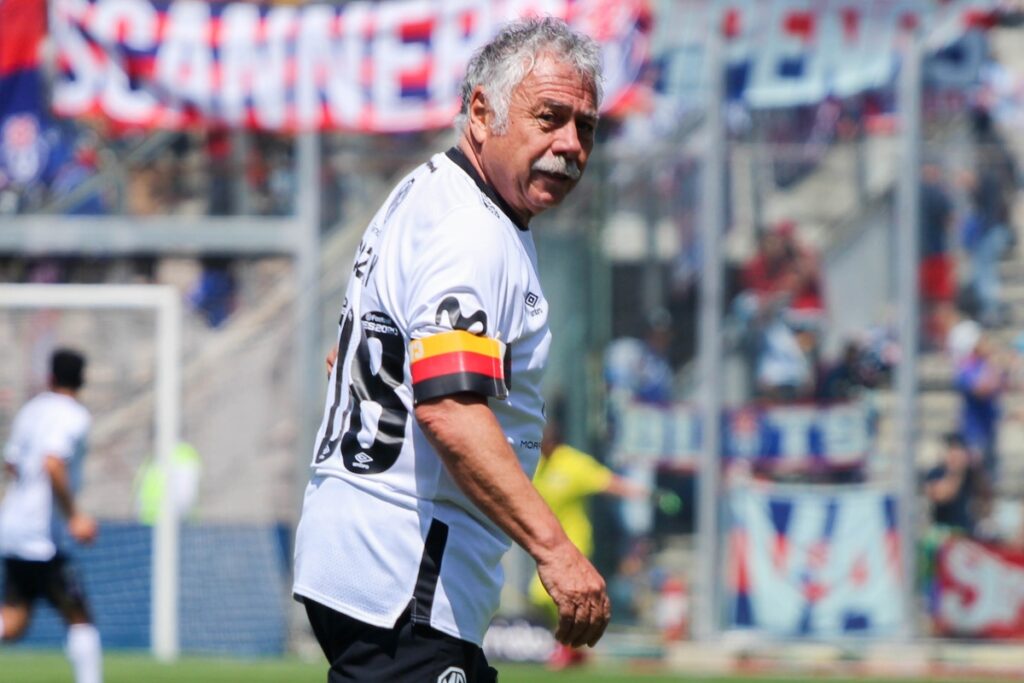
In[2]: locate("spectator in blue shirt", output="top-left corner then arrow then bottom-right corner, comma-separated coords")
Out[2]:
954,326 -> 1013,480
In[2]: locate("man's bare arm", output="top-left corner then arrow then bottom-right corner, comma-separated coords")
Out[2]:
43,455 -> 97,544
415,393 -> 610,648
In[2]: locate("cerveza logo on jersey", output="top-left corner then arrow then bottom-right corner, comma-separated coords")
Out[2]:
362,311 -> 400,336
437,667 -> 466,683
435,296 -> 488,335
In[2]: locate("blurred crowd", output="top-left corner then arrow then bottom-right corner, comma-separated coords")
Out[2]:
0,123 -> 446,328
591,90 -> 1024,638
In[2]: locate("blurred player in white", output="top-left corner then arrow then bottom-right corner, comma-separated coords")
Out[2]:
0,348 -> 101,683
294,17 -> 608,682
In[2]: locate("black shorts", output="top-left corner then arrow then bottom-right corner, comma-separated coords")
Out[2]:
2,555 -> 92,619
303,597 -> 498,683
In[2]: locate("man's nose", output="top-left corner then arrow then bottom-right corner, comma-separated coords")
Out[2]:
552,121 -> 583,157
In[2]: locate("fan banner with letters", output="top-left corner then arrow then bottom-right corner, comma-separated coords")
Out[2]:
935,536 -> 1024,638
725,484 -> 904,637
49,0 -> 651,132
610,400 -> 874,472
660,0 -> 996,108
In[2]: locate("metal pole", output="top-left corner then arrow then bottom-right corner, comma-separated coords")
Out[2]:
643,164 -> 663,313
153,286 -> 182,661
696,28 -> 726,641
231,130 -> 252,215
295,133 -> 322,500
895,30 -> 922,642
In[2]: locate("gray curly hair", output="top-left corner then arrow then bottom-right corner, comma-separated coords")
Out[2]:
453,17 -> 603,137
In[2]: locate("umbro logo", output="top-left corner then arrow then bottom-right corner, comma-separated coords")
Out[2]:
352,452 -> 373,469
437,667 -> 466,683
524,291 -> 539,308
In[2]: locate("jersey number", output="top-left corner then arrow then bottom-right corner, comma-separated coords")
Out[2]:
316,311 -> 408,474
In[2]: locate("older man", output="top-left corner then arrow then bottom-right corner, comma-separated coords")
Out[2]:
293,17 -> 607,682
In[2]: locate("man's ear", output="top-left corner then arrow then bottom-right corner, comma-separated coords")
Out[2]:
468,86 -> 490,144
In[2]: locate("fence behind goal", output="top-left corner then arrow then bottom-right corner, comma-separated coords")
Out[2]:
0,285 -> 293,657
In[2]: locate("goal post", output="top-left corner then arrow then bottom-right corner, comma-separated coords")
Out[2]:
0,283 -> 182,661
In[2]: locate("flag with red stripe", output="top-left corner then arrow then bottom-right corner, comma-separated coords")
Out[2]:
409,330 -> 507,403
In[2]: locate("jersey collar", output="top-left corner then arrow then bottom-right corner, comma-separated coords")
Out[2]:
445,147 -> 529,232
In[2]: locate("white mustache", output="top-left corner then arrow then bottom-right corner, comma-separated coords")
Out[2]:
532,155 -> 581,181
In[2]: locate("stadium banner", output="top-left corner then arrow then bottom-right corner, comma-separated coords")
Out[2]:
0,0 -> 52,188
935,537 -> 1024,638
725,484 -> 904,637
659,0 -> 994,108
49,0 -> 651,132
610,399 -> 873,471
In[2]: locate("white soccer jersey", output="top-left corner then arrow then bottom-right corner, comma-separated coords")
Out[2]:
0,391 -> 91,561
293,148 -> 552,646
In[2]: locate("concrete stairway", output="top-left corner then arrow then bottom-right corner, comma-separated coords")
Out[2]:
869,22 -> 1024,497
872,195 -> 1024,497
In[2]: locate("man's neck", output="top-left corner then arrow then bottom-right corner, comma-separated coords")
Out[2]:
50,386 -> 77,398
456,137 -> 531,228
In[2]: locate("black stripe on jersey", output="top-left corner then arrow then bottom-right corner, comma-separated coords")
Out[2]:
445,147 -> 528,232
410,519 -> 449,625
315,311 -> 355,463
412,373 -> 509,405
502,343 -> 512,391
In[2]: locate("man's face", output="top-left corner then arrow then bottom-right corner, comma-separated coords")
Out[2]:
478,54 -> 598,223
947,444 -> 969,472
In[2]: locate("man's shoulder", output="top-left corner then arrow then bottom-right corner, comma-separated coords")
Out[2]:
35,394 -> 90,432
431,167 -> 506,224
553,445 -> 602,471
410,177 -> 515,256
409,152 -> 513,232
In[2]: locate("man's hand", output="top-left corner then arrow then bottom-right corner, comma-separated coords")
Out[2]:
416,394 -> 611,649
537,543 -> 611,648
68,512 -> 98,545
325,346 -> 338,377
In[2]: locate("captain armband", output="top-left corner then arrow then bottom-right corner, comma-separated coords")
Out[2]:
409,331 -> 508,403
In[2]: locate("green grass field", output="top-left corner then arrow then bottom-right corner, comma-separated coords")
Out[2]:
0,651 -> 995,683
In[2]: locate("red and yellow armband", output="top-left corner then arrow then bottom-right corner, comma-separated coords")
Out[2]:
410,330 -> 507,403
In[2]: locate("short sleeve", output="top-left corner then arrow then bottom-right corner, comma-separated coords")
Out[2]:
568,449 -> 614,497
403,207 -> 520,404
41,406 -> 90,460
40,425 -> 77,460
3,410 -> 25,463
